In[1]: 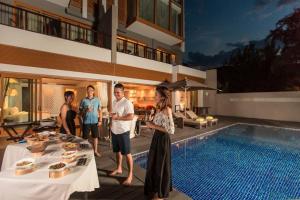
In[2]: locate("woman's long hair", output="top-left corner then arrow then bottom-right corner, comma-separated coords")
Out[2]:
156,86 -> 171,111
64,91 -> 74,102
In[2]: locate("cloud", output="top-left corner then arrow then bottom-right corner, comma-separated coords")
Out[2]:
254,0 -> 298,9
277,0 -> 298,7
254,0 -> 274,10
226,42 -> 247,48
248,0 -> 298,19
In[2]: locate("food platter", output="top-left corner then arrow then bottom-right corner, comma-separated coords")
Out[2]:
62,142 -> 79,151
62,150 -> 77,163
15,158 -> 35,175
27,137 -> 48,146
48,162 -> 69,179
26,143 -> 47,157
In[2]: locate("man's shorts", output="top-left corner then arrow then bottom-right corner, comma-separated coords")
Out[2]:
111,131 -> 131,155
82,123 -> 99,139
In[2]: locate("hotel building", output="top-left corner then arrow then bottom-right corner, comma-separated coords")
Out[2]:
0,0 -> 206,132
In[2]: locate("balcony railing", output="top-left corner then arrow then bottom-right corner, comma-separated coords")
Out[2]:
0,2 -> 111,49
117,37 -> 173,64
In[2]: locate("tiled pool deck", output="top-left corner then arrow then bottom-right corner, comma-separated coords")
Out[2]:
1,116 -> 300,199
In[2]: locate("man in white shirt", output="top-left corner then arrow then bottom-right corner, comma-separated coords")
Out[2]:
110,83 -> 134,185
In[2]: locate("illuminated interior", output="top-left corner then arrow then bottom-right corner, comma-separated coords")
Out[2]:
1,77 -> 109,124
123,83 -> 156,109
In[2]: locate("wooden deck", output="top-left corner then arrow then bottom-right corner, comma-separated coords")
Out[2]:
1,116 -> 300,199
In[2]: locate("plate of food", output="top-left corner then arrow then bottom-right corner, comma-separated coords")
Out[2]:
49,131 -> 57,136
27,137 -> 48,146
15,158 -> 35,170
62,142 -> 79,151
48,162 -> 67,172
60,135 -> 75,142
62,150 -> 77,160
27,143 -> 47,153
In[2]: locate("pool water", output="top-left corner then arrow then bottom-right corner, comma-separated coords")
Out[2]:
134,124 -> 300,200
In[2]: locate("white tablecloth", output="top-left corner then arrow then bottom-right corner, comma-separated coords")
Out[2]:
0,138 -> 100,200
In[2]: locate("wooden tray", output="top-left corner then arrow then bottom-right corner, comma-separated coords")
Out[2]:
15,165 -> 36,176
63,156 -> 77,164
49,168 -> 70,179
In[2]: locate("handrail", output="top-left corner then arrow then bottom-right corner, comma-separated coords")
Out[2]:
0,2 -> 111,49
117,37 -> 172,64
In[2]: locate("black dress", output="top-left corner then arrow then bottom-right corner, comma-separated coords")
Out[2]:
144,112 -> 174,198
60,107 -> 76,135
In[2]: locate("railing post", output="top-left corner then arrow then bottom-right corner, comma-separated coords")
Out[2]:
25,11 -> 28,30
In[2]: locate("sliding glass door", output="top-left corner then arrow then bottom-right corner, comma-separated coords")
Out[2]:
1,75 -> 40,124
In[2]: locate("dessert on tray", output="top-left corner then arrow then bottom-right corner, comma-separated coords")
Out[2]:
48,162 -> 69,178
15,158 -> 35,175
62,142 -> 79,151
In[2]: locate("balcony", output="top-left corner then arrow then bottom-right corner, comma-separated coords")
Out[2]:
126,0 -> 183,46
0,2 -> 176,65
117,37 -> 175,64
0,2 -> 111,49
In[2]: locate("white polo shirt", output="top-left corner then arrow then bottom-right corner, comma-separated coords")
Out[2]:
111,97 -> 134,134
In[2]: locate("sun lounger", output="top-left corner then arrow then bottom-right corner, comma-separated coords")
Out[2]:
186,110 -> 218,126
206,116 -> 218,126
186,110 -> 199,120
173,112 -> 207,129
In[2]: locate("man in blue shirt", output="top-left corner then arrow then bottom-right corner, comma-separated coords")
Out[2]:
79,85 -> 102,157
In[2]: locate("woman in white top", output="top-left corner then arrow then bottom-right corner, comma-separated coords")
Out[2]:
144,86 -> 175,200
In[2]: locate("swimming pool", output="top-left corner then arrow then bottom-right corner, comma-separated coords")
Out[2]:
134,124 -> 300,200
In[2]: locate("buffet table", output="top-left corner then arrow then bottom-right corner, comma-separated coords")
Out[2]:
0,136 -> 99,200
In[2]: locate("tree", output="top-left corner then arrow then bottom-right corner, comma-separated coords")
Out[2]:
268,8 -> 300,66
218,8 -> 300,93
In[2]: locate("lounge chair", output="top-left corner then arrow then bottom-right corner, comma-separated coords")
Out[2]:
206,115 -> 218,126
186,110 -> 199,120
173,112 -> 207,129
186,110 -> 218,126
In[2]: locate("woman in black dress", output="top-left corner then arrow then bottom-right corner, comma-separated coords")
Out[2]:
60,91 -> 77,135
145,86 -> 175,200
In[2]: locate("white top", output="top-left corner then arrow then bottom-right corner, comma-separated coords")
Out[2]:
0,138 -> 99,200
111,97 -> 134,134
153,111 -> 175,135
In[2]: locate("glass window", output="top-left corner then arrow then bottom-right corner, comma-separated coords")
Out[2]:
145,47 -> 154,60
171,54 -> 176,64
117,38 -> 125,52
170,3 -> 182,35
137,45 -> 145,57
2,78 -> 38,123
27,13 -> 43,33
156,50 -> 162,62
139,0 -> 154,22
156,0 -> 169,30
126,41 -> 135,55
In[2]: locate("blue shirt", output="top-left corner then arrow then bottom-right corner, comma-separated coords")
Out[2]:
79,97 -> 101,124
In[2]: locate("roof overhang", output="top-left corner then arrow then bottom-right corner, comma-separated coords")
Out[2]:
127,19 -> 183,46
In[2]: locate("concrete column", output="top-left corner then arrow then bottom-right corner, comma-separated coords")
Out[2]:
197,90 -> 204,107
172,65 -> 179,111
205,69 -> 217,115
102,0 -> 107,12
107,80 -> 115,112
181,0 -> 185,52
82,0 -> 88,18
111,0 -> 118,64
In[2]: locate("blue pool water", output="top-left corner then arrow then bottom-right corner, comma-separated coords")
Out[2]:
134,124 -> 300,200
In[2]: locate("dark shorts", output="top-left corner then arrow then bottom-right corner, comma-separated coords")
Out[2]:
112,131 -> 131,155
82,123 -> 99,139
